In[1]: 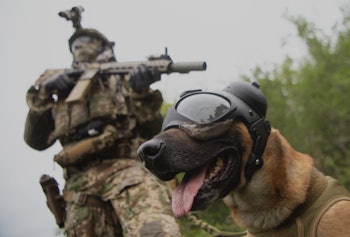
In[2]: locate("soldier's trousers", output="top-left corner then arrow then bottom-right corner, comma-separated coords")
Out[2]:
63,158 -> 182,237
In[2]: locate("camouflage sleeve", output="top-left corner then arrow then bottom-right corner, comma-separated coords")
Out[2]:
131,89 -> 163,138
24,86 -> 56,150
24,109 -> 55,150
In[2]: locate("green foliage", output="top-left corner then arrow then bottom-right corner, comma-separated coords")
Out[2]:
245,5 -> 350,188
161,102 -> 173,116
177,200 -> 245,237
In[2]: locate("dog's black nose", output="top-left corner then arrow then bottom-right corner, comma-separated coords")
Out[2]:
137,139 -> 177,181
137,139 -> 163,164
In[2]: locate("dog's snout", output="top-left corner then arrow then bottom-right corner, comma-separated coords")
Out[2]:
137,139 -> 163,163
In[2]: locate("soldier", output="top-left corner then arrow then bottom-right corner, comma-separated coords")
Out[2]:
24,6 -> 182,237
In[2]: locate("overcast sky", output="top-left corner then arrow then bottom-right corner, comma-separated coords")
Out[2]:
0,0 -> 348,236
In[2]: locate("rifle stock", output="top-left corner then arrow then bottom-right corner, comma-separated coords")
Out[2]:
65,69 -> 98,103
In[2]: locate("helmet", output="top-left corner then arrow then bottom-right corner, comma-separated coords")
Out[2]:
68,28 -> 115,52
162,81 -> 269,134
59,6 -> 116,65
223,80 -> 267,117
69,28 -> 117,66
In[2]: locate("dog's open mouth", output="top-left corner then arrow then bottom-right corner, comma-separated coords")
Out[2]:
172,147 -> 239,217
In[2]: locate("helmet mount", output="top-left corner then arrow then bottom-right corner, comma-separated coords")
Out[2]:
58,6 -> 115,52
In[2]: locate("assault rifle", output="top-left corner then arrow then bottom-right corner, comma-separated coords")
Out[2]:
63,49 -> 206,103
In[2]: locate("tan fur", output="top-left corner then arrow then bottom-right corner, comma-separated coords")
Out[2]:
223,126 -> 350,236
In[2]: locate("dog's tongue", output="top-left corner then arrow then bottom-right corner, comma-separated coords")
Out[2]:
172,166 -> 207,217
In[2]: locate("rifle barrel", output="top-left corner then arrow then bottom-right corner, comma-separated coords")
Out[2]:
169,61 -> 207,74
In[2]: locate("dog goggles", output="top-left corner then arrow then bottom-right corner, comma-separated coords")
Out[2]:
162,90 -> 262,131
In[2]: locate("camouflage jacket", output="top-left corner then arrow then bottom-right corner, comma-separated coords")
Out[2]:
24,68 -> 163,151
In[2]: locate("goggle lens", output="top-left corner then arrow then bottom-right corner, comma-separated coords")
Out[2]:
176,93 -> 231,124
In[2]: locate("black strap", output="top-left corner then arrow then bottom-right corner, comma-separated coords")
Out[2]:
244,119 -> 271,181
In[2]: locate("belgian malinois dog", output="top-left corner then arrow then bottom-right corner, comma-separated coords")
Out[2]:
138,81 -> 350,237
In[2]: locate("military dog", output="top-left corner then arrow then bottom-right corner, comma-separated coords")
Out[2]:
138,81 -> 350,237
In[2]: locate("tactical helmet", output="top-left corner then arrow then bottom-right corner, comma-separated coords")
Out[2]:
68,28 -> 115,52
223,80 -> 267,117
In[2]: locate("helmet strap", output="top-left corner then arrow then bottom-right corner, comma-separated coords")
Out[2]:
245,153 -> 264,181
244,118 -> 271,181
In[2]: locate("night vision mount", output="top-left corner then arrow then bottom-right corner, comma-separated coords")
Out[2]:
58,6 -> 84,30
58,6 -> 115,51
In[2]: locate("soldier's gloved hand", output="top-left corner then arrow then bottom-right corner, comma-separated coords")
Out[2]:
129,64 -> 161,93
42,70 -> 81,97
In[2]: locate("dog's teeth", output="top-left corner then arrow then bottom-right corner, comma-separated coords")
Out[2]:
216,157 -> 224,167
206,157 -> 224,181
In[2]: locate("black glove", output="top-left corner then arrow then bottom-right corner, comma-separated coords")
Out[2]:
42,70 -> 82,98
129,64 -> 161,93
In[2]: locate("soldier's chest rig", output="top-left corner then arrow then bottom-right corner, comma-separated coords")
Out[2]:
50,74 -> 135,144
51,74 -> 139,169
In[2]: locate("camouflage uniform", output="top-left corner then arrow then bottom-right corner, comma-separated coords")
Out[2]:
24,9 -> 181,237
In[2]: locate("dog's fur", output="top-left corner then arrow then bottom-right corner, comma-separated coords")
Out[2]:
138,121 -> 350,236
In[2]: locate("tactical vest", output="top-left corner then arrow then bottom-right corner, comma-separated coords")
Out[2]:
249,170 -> 350,237
50,74 -> 131,142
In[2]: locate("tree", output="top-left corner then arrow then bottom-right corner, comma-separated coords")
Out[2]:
244,5 -> 350,188
162,6 -> 350,236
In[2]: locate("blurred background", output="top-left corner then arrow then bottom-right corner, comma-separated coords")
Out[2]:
1,0 -> 349,236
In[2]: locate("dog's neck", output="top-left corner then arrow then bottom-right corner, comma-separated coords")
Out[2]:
249,168 -> 327,236
224,129 -> 317,231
